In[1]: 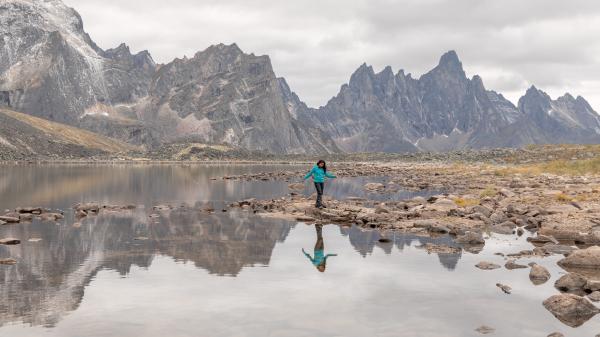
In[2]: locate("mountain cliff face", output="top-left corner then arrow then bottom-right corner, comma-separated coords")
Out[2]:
299,51 -> 600,152
1,0 -> 599,154
0,0 -> 338,154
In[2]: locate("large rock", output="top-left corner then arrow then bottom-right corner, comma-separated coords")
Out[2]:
475,261 -> 501,270
543,293 -> 600,327
455,231 -> 485,245
0,238 -> 20,245
554,273 -> 588,292
529,263 -> 551,285
558,246 -> 600,269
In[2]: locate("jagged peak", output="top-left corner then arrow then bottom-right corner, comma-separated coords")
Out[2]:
471,75 -> 485,90
349,63 -> 375,84
438,50 -> 462,68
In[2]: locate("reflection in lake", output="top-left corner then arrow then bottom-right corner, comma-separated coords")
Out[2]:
1,164 -> 600,336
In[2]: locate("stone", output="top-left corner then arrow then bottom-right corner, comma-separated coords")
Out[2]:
543,293 -> 600,327
472,205 -> 492,218
554,273 -> 587,292
296,216 -> 315,222
0,258 -> 17,265
475,325 -> 495,334
476,261 -> 501,270
558,246 -> 600,269
456,231 -> 485,245
0,216 -> 19,223
288,183 -> 305,191
0,238 -> 20,245
588,291 -> 600,302
418,243 -> 461,254
546,333 -> 564,337
431,198 -> 458,211
496,283 -> 512,294
529,263 -> 551,285
505,260 -> 528,270
364,183 -> 385,191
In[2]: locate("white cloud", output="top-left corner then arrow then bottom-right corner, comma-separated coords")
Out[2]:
63,0 -> 600,110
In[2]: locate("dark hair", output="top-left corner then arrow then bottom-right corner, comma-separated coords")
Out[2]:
316,160 -> 327,173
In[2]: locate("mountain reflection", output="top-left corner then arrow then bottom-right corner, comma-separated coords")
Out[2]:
339,226 -> 462,270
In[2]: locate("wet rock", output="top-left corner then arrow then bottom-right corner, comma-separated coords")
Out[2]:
456,231 -> 485,244
429,224 -> 450,233
554,273 -> 587,292
558,246 -> 600,269
476,261 -> 501,270
496,283 -> 512,294
530,263 -> 551,285
378,237 -> 392,243
0,238 -> 20,245
40,213 -> 64,222
539,244 -> 577,255
19,213 -> 34,221
374,205 -> 390,214
505,260 -> 528,270
490,223 -> 514,235
16,207 -> 42,214
547,333 -> 564,337
0,215 -> 20,223
76,203 -> 100,213
431,198 -> 458,212
413,219 -> 437,229
364,183 -> 385,191
543,293 -> 600,327
296,216 -> 315,222
418,243 -> 461,254
288,183 -> 305,191
0,258 -> 17,265
475,325 -> 495,334
588,291 -> 600,302
528,234 -> 559,244
586,280 -> 600,292
472,205 -> 492,218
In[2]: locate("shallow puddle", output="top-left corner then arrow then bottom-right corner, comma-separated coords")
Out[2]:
0,164 -> 598,336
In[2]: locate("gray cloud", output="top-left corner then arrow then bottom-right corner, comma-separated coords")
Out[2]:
63,0 -> 600,109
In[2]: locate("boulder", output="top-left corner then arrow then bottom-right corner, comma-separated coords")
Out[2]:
431,198 -> 458,212
472,205 -> 492,218
475,261 -> 501,270
0,238 -> 20,245
547,333 -> 564,337
530,263 -> 551,285
505,260 -> 528,270
554,273 -> 587,292
456,231 -> 485,245
558,246 -> 600,269
543,293 -> 600,327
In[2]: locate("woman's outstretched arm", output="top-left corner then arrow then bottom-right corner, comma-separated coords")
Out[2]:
325,171 -> 336,178
303,167 -> 314,180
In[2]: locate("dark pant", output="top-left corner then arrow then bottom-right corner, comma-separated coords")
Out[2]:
314,182 -> 324,207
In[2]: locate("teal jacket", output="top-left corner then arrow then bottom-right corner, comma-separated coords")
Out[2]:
303,165 -> 336,183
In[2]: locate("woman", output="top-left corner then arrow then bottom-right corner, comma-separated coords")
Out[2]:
302,224 -> 337,272
303,159 -> 336,208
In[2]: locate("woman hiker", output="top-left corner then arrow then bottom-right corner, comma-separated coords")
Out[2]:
302,224 -> 337,273
303,160 -> 336,208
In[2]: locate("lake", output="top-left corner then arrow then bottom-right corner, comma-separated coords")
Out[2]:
0,164 -> 598,337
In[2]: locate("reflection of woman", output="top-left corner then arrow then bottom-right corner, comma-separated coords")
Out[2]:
302,224 -> 337,272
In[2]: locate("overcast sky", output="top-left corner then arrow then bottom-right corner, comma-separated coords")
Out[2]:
63,0 -> 600,110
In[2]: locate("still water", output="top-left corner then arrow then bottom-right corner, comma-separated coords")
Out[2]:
0,164 -> 598,337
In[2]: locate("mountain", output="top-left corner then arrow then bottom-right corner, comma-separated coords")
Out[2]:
300,51 -> 600,152
0,107 -> 135,160
1,0 -> 598,154
0,0 -> 338,154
